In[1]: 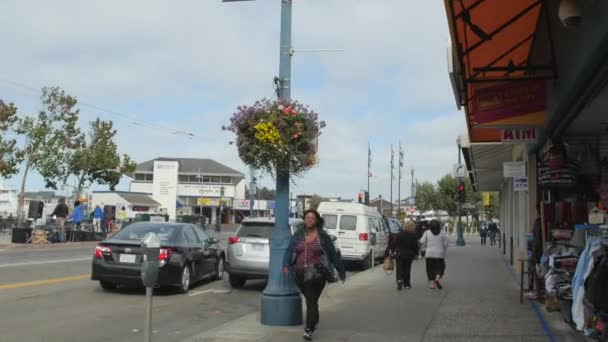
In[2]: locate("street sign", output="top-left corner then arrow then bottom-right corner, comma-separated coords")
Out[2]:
514,177 -> 528,192
453,163 -> 467,178
503,162 -> 526,178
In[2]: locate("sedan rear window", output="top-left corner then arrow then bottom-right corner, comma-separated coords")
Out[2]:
339,215 -> 357,230
237,223 -> 274,238
323,215 -> 337,230
111,223 -> 178,242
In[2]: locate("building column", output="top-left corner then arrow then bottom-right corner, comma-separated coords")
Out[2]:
211,208 -> 217,224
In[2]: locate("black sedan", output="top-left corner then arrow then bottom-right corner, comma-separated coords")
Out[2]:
91,222 -> 225,294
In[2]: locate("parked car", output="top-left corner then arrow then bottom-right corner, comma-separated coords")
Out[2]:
226,217 -> 303,288
91,222 -> 225,294
225,217 -> 341,288
317,201 -> 389,269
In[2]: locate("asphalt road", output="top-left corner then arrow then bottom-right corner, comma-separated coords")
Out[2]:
0,234 -> 360,342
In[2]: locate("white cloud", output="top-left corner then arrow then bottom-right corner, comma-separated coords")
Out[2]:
0,0 -> 466,200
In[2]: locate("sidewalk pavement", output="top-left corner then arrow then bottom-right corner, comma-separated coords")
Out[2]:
184,238 -> 584,342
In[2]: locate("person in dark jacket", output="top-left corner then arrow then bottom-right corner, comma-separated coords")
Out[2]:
389,220 -> 419,290
283,209 -> 345,341
488,221 -> 499,245
51,198 -> 69,242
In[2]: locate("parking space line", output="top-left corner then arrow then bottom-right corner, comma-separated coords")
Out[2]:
0,274 -> 89,290
187,288 -> 231,297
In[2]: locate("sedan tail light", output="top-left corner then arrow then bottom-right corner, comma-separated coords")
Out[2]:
95,245 -> 111,259
159,248 -> 172,267
358,233 -> 369,241
228,236 -> 239,245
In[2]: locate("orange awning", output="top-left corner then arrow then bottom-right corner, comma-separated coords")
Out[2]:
445,0 -> 556,142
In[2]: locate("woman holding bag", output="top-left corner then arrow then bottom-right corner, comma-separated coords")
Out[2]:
283,209 -> 346,341
389,220 -> 419,290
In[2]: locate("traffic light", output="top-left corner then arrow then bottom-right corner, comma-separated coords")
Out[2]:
458,182 -> 466,202
358,193 -> 363,203
364,191 -> 370,205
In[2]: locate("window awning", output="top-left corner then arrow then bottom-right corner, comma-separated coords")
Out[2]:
445,0 -> 557,143
117,193 -> 161,207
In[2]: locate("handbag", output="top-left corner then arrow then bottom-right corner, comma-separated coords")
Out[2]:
383,256 -> 394,273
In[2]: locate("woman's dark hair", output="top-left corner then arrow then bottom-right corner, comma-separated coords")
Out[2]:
429,219 -> 442,235
303,209 -> 324,229
74,201 -> 80,207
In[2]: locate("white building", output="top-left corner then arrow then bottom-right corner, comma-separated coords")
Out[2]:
129,158 -> 246,222
0,181 -> 18,218
90,191 -> 161,219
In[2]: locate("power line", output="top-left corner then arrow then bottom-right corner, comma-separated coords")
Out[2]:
0,77 -> 203,140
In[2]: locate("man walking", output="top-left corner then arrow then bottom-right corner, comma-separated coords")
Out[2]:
93,205 -> 104,233
479,224 -> 488,246
51,198 -> 69,242
488,221 -> 499,246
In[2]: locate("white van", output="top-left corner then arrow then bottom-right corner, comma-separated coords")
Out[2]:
317,202 -> 388,269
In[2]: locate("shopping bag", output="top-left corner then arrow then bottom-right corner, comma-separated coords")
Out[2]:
383,256 -> 394,272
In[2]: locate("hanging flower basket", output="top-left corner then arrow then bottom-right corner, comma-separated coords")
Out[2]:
222,98 -> 325,176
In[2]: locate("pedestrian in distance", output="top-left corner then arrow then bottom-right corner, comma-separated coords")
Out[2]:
283,209 -> 346,341
479,224 -> 488,245
488,221 -> 499,245
420,219 -> 448,290
70,201 -> 85,230
389,220 -> 419,290
93,205 -> 104,233
51,198 -> 69,242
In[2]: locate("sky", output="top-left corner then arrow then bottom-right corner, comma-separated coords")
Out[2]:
0,0 -> 467,201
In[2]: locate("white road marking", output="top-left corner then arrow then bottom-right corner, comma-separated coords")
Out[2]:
0,257 -> 90,268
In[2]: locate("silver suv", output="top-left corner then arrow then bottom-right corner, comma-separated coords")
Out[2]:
225,217 -> 304,288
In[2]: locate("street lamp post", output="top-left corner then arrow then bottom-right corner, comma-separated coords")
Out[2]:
456,138 -> 466,246
223,0 -> 301,326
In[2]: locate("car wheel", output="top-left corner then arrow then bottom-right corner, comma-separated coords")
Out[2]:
361,252 -> 373,270
215,256 -> 225,280
177,264 -> 192,294
99,281 -> 116,290
229,274 -> 246,288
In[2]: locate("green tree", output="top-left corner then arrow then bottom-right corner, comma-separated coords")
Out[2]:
15,87 -> 83,221
0,100 -> 22,177
436,174 -> 459,216
69,118 -> 137,195
309,194 -> 328,210
415,181 -> 438,212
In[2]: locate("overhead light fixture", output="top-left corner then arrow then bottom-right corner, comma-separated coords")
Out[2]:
558,0 -> 583,28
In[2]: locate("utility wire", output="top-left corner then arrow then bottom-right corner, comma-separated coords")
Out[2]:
0,77 -> 202,140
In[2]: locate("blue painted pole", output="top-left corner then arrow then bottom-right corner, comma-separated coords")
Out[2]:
260,0 -> 302,326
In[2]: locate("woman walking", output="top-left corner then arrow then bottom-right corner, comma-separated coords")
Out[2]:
389,220 -> 419,290
420,219 -> 448,289
283,209 -> 346,341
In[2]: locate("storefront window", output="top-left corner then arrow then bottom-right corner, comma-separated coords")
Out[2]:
209,176 -> 221,183
221,176 -> 232,184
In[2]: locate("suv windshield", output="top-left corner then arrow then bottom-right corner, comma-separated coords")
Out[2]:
111,223 -> 179,242
237,222 -> 274,238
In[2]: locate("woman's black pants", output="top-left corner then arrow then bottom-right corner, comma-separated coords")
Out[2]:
296,275 -> 326,331
426,257 -> 446,281
395,256 -> 414,286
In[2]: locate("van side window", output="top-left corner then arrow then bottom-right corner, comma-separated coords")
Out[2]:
368,218 -> 376,232
323,215 -> 337,230
339,215 -> 357,230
